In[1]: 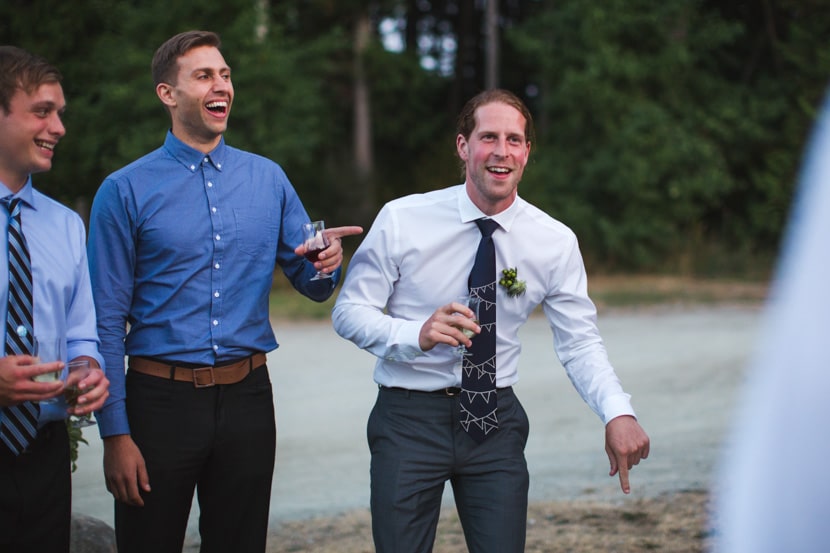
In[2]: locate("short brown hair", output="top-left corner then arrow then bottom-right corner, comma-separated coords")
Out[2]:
456,88 -> 535,147
151,30 -> 222,86
0,46 -> 62,114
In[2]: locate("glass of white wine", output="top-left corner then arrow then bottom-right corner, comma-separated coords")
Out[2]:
32,336 -> 65,404
455,294 -> 481,356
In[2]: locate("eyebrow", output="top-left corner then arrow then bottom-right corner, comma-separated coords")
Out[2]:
192,66 -> 232,75
31,100 -> 65,112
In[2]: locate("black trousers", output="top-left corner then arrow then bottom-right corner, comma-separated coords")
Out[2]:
368,386 -> 530,553
115,363 -> 276,553
0,420 -> 71,553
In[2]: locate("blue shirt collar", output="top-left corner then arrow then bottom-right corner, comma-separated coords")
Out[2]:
0,176 -> 36,210
162,130 -> 227,173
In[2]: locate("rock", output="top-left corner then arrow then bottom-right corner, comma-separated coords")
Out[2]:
70,513 -> 116,553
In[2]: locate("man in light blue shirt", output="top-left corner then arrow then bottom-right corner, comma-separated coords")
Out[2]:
88,30 -> 361,553
0,45 -> 109,553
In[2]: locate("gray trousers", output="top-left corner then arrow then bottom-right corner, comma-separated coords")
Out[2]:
368,386 -> 530,553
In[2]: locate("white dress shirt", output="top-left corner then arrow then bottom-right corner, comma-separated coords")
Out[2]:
333,184 -> 634,425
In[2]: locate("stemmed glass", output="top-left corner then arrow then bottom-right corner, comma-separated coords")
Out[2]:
455,294 -> 481,356
65,359 -> 97,428
302,220 -> 333,281
32,336 -> 65,404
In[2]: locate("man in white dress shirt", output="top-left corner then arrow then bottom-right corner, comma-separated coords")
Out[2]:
332,88 -> 650,553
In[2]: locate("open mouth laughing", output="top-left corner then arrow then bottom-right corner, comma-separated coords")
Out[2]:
206,100 -> 228,116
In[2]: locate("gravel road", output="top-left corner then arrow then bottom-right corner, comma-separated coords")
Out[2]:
70,304 -> 762,544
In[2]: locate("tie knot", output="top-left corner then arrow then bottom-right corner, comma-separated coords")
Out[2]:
1,196 -> 20,216
475,218 -> 499,238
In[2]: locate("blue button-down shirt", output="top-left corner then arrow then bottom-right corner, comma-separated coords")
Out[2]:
0,178 -> 103,426
88,132 -> 337,437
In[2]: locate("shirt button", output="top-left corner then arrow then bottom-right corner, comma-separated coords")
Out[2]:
204,157 -> 209,163
207,182 -> 213,188
211,207 -> 217,213
215,234 -> 221,241
214,291 -> 220,298
213,345 -> 219,351
217,163 -> 222,169
190,165 -> 196,171
213,320 -> 219,326
214,263 -> 220,269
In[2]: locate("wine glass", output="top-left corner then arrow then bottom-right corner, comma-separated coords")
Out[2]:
65,359 -> 97,428
302,220 -> 333,280
32,336 -> 66,404
455,294 -> 481,356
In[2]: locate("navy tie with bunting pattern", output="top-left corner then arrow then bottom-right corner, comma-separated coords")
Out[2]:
460,218 -> 499,442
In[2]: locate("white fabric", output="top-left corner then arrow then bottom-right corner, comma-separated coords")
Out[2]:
714,94 -> 830,551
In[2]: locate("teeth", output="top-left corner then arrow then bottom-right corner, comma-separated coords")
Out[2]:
488,167 -> 509,174
35,140 -> 54,151
206,101 -> 228,109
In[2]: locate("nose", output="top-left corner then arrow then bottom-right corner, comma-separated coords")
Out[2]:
50,113 -> 66,138
213,74 -> 232,91
492,138 -> 508,157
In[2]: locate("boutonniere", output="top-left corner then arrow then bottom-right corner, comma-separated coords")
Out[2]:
499,267 -> 526,297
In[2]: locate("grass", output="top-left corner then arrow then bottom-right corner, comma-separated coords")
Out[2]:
268,274 -> 769,321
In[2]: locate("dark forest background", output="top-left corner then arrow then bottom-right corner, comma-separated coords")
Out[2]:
3,0 -> 829,276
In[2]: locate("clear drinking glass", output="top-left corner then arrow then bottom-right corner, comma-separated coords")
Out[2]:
455,294 -> 481,356
302,220 -> 333,280
32,336 -> 65,403
65,359 -> 97,428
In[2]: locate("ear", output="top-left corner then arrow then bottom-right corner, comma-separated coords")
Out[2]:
456,134 -> 469,161
156,82 -> 176,108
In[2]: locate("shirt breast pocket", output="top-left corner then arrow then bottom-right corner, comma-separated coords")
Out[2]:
233,209 -> 279,258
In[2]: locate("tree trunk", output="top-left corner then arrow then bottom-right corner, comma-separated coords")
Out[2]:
485,0 -> 499,89
352,12 -> 375,221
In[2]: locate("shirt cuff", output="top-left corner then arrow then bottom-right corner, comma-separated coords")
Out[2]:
600,392 -> 635,425
96,401 -> 131,438
385,319 -> 426,361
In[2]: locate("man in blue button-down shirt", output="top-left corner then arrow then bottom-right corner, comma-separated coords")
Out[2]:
87,31 -> 361,553
0,45 -> 110,553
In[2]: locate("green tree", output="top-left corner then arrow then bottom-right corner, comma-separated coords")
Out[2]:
511,0 -> 830,274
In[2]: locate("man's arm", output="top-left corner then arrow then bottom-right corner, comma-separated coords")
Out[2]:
87,178 -> 135,437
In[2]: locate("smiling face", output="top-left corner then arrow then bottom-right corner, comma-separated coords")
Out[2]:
0,81 -> 66,192
457,101 -> 531,215
156,45 -> 233,152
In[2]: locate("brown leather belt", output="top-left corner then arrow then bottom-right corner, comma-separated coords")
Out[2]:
129,353 -> 267,388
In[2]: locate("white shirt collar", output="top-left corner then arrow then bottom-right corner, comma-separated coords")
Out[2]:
456,183 -> 522,232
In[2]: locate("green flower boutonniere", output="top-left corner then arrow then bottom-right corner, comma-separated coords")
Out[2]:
499,267 -> 527,297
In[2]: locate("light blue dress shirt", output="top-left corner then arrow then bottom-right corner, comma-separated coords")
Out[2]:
0,178 -> 103,426
88,131 -> 338,438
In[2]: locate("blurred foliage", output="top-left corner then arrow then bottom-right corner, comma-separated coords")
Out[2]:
512,0 -> 830,274
1,0 -> 828,276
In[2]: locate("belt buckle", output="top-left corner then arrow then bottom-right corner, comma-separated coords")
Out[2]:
445,387 -> 460,396
192,366 -> 216,388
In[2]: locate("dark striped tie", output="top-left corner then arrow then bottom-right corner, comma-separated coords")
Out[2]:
460,218 -> 499,442
1,197 -> 39,455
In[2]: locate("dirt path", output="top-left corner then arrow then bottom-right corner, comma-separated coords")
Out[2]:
71,304 -> 762,550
